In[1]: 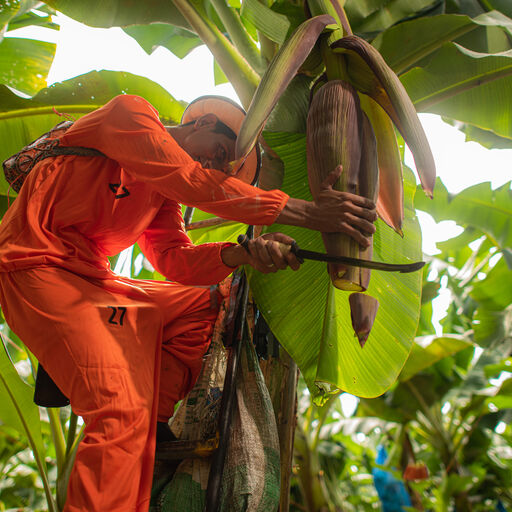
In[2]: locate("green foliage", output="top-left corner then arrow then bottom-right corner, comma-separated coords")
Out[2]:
0,1 -> 511,510
123,24 -> 203,59
402,43 -> 512,141
248,131 -> 422,400
0,38 -> 56,95
290,174 -> 511,510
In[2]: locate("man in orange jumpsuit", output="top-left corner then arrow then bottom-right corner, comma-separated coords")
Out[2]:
0,94 -> 376,511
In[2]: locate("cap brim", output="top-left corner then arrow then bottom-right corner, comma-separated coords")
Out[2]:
181,96 -> 260,185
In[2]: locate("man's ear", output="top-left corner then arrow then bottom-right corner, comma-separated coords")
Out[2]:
194,113 -> 218,130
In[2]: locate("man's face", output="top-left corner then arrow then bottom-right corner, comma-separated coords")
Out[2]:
182,117 -> 236,172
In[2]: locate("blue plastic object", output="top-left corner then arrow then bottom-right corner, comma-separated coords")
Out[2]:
372,445 -> 412,512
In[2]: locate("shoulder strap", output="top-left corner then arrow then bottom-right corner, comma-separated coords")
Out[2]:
3,121 -> 106,193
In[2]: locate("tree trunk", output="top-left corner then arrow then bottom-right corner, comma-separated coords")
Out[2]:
260,347 -> 299,512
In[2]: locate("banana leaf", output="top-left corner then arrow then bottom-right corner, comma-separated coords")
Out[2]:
240,0 -> 290,44
399,335 -> 473,382
344,0 -> 439,34
471,258 -> 512,346
44,0 -> 193,29
0,37 -> 56,95
401,42 -> 512,144
372,11 -> 512,74
123,24 -> 203,59
247,131 -> 422,402
0,71 -> 185,194
415,179 -> 512,260
485,377 -> 512,410
0,336 -> 56,510
0,0 -> 39,30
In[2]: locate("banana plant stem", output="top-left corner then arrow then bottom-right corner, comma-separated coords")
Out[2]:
307,0 -> 350,39
172,0 -> 260,108
311,394 -> 337,452
65,412 -> 79,457
258,31 -> 278,64
48,407 -> 66,473
209,0 -> 266,74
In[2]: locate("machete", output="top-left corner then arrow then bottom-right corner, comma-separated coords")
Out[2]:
237,235 -> 424,274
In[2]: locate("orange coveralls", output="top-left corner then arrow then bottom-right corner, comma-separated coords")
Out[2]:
0,95 -> 289,512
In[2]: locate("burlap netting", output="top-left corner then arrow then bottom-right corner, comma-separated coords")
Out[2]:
156,277 -> 280,512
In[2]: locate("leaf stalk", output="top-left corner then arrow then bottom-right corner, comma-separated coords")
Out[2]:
172,0 -> 260,108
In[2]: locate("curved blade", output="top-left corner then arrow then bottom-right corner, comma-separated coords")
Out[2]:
294,245 -> 424,273
237,235 -> 424,273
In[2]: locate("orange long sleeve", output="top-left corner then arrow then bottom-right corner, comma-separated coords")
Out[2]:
0,95 -> 289,284
60,95 -> 289,225
136,200 -> 237,286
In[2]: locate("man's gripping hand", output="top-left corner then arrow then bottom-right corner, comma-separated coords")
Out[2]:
221,233 -> 301,273
275,165 -> 378,248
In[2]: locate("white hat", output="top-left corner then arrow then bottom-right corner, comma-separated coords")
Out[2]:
182,95 -> 260,185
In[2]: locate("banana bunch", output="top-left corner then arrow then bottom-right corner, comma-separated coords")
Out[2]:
306,33 -> 435,346
330,35 -> 436,231
233,14 -> 436,347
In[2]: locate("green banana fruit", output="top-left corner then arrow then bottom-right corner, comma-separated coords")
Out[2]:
307,79 -> 381,292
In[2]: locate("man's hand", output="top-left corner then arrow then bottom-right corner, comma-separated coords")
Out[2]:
275,166 -> 377,248
221,233 -> 302,273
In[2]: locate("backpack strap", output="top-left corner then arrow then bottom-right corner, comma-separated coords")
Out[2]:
3,121 -> 106,193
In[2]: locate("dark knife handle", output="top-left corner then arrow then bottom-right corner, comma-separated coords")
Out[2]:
237,235 -> 304,264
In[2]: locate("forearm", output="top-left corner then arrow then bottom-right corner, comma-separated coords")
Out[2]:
275,197 -> 321,230
220,244 -> 249,268
221,233 -> 302,274
143,242 -> 239,285
275,191 -> 377,247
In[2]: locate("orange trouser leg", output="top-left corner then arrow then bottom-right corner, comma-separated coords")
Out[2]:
123,278 -> 219,422
0,268 -> 217,512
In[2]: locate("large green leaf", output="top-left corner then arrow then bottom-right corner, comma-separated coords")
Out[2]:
401,42 -> 512,144
248,131 -> 422,401
0,336 -> 57,510
0,70 -> 185,120
344,0 -> 439,34
0,70 -> 185,193
0,338 -> 43,447
185,206 -> 245,245
482,0 -> 512,18
444,119 -> 512,149
123,24 -> 203,59
240,0 -> 290,44
0,37 -> 55,95
486,377 -> 512,410
372,11 -> 512,74
44,0 -> 192,29
415,179 -> 512,255
0,0 -> 38,30
399,335 -> 473,381
471,258 -> 512,346
6,8 -> 59,32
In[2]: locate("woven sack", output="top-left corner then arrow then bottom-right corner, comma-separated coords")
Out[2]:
158,316 -> 280,512
156,286 -> 230,512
